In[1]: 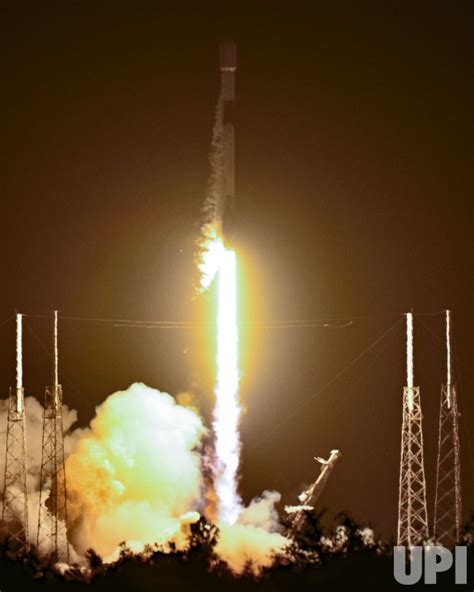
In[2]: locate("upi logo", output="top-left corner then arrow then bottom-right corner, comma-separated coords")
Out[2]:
393,546 -> 467,585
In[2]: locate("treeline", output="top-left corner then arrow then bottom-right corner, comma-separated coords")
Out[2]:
0,511 -> 473,591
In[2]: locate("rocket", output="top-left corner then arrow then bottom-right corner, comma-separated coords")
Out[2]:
219,41 -> 237,245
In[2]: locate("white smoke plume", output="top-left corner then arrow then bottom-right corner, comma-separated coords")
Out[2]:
215,491 -> 289,574
0,384 -> 289,573
65,383 -> 289,572
65,383 -> 206,561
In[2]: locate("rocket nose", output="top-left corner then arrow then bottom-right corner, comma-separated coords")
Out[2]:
220,41 -> 237,71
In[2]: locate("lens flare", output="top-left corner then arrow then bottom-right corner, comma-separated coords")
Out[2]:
200,234 -> 242,525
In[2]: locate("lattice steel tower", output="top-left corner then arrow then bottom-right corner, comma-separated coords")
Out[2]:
2,314 -> 29,554
397,312 -> 429,546
433,310 -> 462,547
37,311 -> 69,562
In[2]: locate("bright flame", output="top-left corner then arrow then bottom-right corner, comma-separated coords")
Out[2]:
214,248 -> 241,524
200,233 -> 242,525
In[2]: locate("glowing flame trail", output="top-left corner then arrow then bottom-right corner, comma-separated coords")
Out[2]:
214,247 -> 241,524
200,234 -> 242,525
198,42 -> 241,525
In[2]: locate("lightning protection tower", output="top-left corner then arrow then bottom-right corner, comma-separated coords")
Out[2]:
433,310 -> 462,547
1,313 -> 29,554
397,312 -> 429,546
37,311 -> 69,563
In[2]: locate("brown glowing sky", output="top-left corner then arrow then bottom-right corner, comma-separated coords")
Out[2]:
2,3 -> 473,539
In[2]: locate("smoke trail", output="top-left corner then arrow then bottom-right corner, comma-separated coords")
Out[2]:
204,93 -> 224,229
195,93 -> 225,292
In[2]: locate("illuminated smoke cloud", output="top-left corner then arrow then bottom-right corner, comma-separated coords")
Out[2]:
215,491 -> 289,574
63,384 -> 289,571
1,386 -> 289,572
65,385 -> 288,570
65,383 -> 206,561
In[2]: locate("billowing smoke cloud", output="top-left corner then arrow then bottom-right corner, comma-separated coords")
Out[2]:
63,384 -> 289,571
0,384 -> 289,572
65,383 -> 206,561
216,491 -> 289,574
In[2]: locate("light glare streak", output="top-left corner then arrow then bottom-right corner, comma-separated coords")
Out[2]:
446,310 -> 452,386
406,312 -> 414,388
16,313 -> 23,413
16,313 -> 23,390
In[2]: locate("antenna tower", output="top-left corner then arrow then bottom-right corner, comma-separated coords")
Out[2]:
37,311 -> 69,562
433,310 -> 462,546
1,314 -> 29,554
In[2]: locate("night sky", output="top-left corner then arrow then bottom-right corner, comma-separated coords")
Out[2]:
2,3 -> 473,540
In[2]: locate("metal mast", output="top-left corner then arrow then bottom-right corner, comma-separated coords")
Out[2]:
2,314 -> 29,554
37,311 -> 69,563
397,312 -> 429,546
289,449 -> 341,539
433,310 -> 462,546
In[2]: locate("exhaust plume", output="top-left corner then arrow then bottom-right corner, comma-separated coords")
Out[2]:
215,491 -> 289,574
65,383 -> 206,561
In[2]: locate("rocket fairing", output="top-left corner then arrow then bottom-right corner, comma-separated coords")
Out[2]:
219,41 -> 237,245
